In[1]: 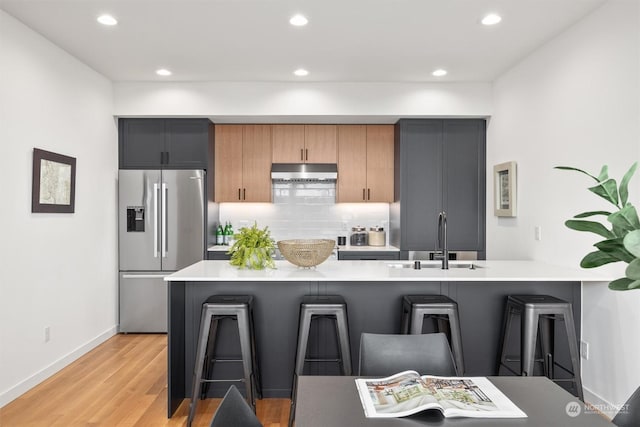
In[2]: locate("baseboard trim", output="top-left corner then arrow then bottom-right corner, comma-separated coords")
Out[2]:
584,386 -> 616,420
0,326 -> 117,408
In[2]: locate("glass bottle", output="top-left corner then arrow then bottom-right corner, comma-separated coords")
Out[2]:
216,224 -> 224,245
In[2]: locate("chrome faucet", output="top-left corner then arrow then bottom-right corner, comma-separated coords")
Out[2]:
437,211 -> 449,269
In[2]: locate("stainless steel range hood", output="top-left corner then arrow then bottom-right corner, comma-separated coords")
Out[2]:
271,163 -> 338,182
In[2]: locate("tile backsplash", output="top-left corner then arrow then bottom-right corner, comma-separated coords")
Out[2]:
215,182 -> 390,244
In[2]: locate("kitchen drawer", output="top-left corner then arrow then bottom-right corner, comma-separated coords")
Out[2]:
337,251 -> 400,261
207,251 -> 231,260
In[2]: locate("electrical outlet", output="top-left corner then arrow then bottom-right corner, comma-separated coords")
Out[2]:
44,326 -> 51,343
580,340 -> 589,360
535,226 -> 542,241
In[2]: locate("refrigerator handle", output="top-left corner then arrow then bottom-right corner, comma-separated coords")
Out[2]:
153,183 -> 159,258
162,182 -> 168,258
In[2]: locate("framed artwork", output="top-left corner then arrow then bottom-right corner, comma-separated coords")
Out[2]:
32,148 -> 76,213
493,161 -> 516,217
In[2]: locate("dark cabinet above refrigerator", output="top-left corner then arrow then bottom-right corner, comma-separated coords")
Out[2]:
390,119 -> 486,259
118,118 -> 212,170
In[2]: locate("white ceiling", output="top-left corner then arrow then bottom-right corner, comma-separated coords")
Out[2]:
1,0 -> 606,83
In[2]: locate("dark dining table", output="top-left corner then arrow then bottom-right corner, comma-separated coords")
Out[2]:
294,376 -> 614,427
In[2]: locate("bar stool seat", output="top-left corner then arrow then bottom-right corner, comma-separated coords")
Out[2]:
187,295 -> 261,427
400,294 -> 465,375
289,295 -> 352,427
496,294 -> 583,400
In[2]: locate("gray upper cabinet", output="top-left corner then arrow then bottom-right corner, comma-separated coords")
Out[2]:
391,119 -> 486,257
119,118 -> 211,169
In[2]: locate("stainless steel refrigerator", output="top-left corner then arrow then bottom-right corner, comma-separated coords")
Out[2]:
118,169 -> 205,332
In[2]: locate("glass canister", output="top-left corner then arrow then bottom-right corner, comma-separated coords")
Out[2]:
350,226 -> 368,246
368,226 -> 386,246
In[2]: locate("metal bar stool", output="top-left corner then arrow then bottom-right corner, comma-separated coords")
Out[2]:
400,295 -> 465,375
289,295 -> 352,427
496,294 -> 583,400
187,295 -> 261,427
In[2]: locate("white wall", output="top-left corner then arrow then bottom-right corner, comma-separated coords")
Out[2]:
114,81 -> 492,120
488,0 -> 640,414
0,11 -> 118,406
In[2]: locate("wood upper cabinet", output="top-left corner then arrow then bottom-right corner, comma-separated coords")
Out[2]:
242,125 -> 272,202
272,124 -> 337,163
365,125 -> 394,202
214,124 -> 272,202
337,125 -> 394,203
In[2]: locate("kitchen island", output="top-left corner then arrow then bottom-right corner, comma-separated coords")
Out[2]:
164,260 -> 607,417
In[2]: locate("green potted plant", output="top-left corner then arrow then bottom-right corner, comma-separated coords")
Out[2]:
555,162 -> 640,290
227,222 -> 276,269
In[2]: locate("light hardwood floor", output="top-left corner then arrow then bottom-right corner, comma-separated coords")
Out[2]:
0,334 -> 291,426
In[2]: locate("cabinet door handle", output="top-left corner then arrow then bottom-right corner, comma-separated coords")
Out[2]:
305,148 -> 308,161
243,188 -> 246,200
160,152 -> 164,164
368,188 -> 371,200
300,149 -> 304,161
238,188 -> 241,200
363,188 -> 366,200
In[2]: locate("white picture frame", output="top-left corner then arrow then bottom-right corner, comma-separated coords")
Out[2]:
493,161 -> 517,217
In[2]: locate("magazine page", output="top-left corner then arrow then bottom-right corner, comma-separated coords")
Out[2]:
355,372 -> 527,419
355,370 -> 444,418
417,376 -> 527,418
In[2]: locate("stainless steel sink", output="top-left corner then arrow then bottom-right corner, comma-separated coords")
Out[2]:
387,262 -> 481,270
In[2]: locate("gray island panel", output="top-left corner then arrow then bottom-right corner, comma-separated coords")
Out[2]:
167,272 -> 582,417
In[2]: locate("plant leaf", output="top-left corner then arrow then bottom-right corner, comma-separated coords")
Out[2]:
608,204 -> 640,233
594,238 -> 635,263
588,178 -> 619,207
623,230 -> 640,258
580,251 -> 620,268
554,166 -> 600,182
597,165 -> 609,182
573,211 -> 612,218
619,162 -> 638,206
625,258 -> 640,280
608,277 -> 635,291
565,220 -> 615,239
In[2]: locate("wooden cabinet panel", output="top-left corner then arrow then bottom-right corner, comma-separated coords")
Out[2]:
365,125 -> 394,202
272,124 -> 337,164
337,125 -> 368,202
242,125 -> 272,202
305,125 -> 337,163
272,125 -> 305,163
214,125 -> 244,202
214,125 -> 272,202
337,124 -> 394,203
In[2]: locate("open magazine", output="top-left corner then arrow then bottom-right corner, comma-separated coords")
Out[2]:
355,371 -> 527,419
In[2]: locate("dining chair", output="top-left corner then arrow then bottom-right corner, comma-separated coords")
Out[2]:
358,332 -> 458,377
209,385 -> 263,427
612,386 -> 640,427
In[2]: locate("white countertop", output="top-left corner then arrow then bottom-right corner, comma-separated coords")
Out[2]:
165,259 -> 611,282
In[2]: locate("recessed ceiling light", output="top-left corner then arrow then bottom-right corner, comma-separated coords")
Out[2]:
432,69 -> 447,77
289,14 -> 308,26
156,68 -> 172,76
481,13 -> 502,26
293,68 -> 309,77
97,14 -> 118,26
